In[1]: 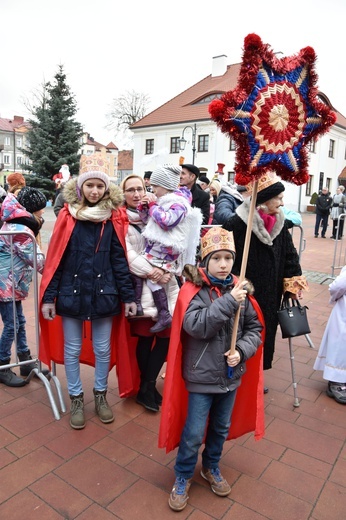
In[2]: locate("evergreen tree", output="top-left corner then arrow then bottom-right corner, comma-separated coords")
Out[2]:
23,65 -> 83,179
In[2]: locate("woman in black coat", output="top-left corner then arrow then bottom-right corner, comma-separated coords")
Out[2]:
223,175 -> 307,376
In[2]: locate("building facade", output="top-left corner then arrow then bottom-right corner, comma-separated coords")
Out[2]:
131,55 -> 346,211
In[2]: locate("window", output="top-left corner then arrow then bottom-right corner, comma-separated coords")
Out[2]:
4,137 -> 10,146
328,139 -> 335,158
198,135 -> 208,153
229,138 -> 236,151
308,140 -> 316,153
17,156 -> 22,165
145,139 -> 154,155
170,137 -> 180,154
228,171 -> 235,184
305,175 -> 312,196
4,154 -> 10,165
16,137 -> 22,148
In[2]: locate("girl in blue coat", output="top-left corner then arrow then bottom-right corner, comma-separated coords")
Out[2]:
41,155 -> 136,430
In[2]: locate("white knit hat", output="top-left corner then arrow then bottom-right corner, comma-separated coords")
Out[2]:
78,153 -> 110,190
150,164 -> 181,191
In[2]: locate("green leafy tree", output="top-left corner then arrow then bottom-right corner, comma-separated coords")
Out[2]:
23,65 -> 83,179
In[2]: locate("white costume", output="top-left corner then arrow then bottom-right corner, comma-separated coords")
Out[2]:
313,265 -> 346,382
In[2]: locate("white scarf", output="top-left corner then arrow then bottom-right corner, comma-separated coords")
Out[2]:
68,203 -> 112,222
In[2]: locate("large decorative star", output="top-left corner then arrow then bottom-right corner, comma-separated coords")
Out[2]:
209,34 -> 336,185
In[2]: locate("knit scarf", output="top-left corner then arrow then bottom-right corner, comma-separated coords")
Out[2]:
68,203 -> 111,222
258,209 -> 276,233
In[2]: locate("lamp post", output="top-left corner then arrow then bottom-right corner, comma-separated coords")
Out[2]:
178,123 -> 197,165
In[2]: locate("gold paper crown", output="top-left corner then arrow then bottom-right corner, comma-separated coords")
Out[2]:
246,172 -> 280,196
201,227 -> 236,260
80,153 -> 109,176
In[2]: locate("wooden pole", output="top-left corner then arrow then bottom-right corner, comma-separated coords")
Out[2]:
229,179 -> 259,355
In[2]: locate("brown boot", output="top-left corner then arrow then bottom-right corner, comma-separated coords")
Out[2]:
70,393 -> 85,430
150,288 -> 172,333
93,389 -> 114,423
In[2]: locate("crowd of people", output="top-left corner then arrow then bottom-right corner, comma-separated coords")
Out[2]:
1,157 -> 345,512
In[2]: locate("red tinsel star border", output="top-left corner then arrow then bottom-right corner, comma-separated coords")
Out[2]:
209,33 -> 336,186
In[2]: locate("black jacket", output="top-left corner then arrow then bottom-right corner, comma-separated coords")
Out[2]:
190,183 -> 210,225
315,193 -> 333,215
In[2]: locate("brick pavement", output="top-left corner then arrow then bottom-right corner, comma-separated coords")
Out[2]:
0,208 -> 345,520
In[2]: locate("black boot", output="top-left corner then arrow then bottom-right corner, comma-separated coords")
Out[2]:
0,359 -> 27,387
136,381 -> 159,412
133,276 -> 144,316
17,350 -> 49,377
150,289 -> 172,333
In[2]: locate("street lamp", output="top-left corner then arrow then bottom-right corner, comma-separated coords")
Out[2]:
178,123 -> 197,165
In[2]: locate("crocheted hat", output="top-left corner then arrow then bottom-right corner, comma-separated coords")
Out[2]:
201,227 -> 236,260
17,187 -> 47,213
246,172 -> 285,204
78,153 -> 110,190
150,164 -> 181,191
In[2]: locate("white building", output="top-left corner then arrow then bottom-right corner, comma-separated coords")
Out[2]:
131,56 -> 346,211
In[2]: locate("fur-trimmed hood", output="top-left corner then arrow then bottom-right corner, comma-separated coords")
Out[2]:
62,178 -> 124,210
236,197 -> 285,245
182,264 -> 254,294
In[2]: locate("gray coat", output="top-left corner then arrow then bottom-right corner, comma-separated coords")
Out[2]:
181,265 -> 262,394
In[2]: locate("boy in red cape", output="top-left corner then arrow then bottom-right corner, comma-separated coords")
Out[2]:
158,227 -> 265,512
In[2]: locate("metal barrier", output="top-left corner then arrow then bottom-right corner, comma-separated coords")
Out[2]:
320,213 -> 346,285
0,229 -> 65,419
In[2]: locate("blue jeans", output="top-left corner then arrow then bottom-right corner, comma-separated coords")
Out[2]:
174,390 -> 237,479
0,301 -> 29,361
62,316 -> 113,396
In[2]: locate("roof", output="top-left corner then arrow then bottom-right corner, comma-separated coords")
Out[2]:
0,115 -> 30,132
106,141 -> 118,150
131,62 -> 346,130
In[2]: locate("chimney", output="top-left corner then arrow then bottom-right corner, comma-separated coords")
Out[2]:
13,116 -> 24,123
212,54 -> 227,77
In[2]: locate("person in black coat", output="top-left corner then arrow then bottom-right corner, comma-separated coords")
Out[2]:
314,187 -> 333,238
223,174 -> 308,376
180,164 -> 210,226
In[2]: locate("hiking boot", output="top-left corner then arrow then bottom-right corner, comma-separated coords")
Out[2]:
168,477 -> 192,511
70,393 -> 85,429
201,467 -> 231,496
326,382 -> 346,404
136,381 -> 159,412
18,350 -> 50,377
93,389 -> 114,423
0,359 -> 27,387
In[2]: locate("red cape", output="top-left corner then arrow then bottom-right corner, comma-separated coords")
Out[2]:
158,270 -> 266,453
39,206 -> 140,398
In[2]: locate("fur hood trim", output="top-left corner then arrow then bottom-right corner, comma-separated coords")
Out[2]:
63,178 -> 124,210
236,198 -> 284,245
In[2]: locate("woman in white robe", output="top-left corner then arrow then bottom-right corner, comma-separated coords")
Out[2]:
313,265 -> 346,404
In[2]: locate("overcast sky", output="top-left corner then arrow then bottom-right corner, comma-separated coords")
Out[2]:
2,0 -> 345,148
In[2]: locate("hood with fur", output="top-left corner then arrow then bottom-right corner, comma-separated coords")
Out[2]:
62,177 -> 124,210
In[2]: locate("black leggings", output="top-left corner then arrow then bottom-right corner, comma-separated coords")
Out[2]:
136,335 -> 169,382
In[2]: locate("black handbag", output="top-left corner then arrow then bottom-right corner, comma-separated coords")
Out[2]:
277,297 -> 311,339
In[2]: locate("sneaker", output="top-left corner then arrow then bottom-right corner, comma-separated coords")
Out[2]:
168,476 -> 192,511
200,467 -> 231,496
326,382 -> 346,404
